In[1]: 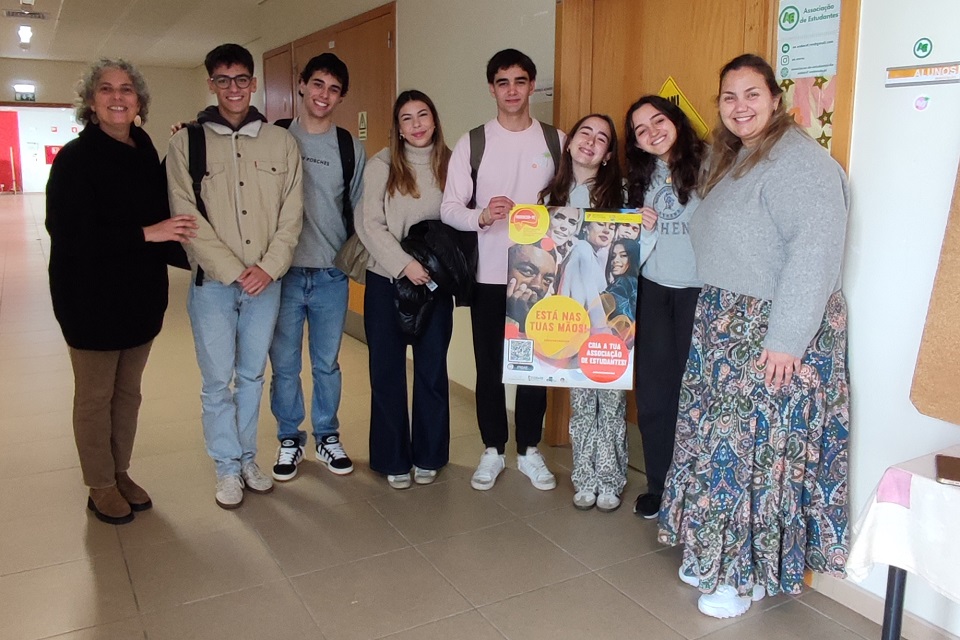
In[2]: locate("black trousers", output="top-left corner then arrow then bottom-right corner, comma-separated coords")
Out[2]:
635,277 -> 701,495
364,272 -> 453,475
470,283 -> 546,454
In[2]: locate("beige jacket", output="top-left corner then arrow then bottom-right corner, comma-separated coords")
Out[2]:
167,119 -> 304,285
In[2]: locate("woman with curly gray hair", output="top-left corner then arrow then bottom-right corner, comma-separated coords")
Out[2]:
46,58 -> 197,524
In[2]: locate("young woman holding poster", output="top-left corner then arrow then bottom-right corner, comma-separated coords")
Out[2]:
657,54 -> 850,619
539,114 -> 654,512
624,95 -> 707,520
356,90 -> 453,490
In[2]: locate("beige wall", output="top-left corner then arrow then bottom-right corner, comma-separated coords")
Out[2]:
0,58 -> 208,157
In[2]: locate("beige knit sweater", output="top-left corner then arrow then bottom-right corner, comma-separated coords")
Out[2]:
356,144 -> 443,279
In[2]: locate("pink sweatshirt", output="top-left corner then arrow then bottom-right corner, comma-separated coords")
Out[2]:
441,118 -> 563,284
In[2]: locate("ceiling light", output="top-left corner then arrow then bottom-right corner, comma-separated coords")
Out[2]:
20,0 -> 37,6
18,25 -> 32,44
13,83 -> 35,93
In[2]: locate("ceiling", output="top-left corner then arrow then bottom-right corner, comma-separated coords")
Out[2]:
0,0 -> 263,69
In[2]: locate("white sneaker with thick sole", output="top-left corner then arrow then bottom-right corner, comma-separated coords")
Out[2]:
387,473 -> 412,489
215,475 -> 244,509
679,566 -> 699,587
470,448 -> 505,490
517,448 -> 556,490
573,489 -> 596,510
241,461 -> 274,494
413,466 -> 438,485
697,584 -> 766,619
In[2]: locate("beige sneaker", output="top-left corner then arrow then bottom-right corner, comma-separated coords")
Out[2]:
215,475 -> 244,509
241,461 -> 274,494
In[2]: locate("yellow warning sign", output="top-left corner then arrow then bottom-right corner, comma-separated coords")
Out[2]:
658,77 -> 710,140
358,111 -> 368,141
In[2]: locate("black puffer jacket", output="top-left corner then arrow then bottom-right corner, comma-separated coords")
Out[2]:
394,220 -> 474,336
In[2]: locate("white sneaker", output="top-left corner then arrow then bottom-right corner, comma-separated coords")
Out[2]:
679,566 -> 699,587
387,473 -> 412,489
596,491 -> 621,512
573,489 -> 596,510
517,448 -> 556,490
697,585 -> 754,619
215,475 -> 244,509
470,448 -> 505,490
241,461 -> 274,494
413,466 -> 438,485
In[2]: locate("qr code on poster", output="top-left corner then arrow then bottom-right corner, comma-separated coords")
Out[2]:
507,338 -> 534,364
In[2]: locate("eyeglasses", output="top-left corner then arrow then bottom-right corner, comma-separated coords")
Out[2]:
210,74 -> 253,89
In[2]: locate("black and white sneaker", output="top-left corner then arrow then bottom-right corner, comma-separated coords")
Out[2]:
272,439 -> 304,481
316,434 -> 353,475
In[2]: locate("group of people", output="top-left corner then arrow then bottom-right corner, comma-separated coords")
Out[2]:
45,41 -> 850,621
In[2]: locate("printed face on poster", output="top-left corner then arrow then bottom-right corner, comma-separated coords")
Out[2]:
502,205 -> 642,390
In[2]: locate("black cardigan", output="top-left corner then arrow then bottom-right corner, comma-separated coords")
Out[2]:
46,123 -> 170,350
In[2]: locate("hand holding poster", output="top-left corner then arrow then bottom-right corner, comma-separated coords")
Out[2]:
502,204 -> 642,390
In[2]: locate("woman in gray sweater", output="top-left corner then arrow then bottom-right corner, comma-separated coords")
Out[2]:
657,55 -> 850,619
356,90 -> 452,490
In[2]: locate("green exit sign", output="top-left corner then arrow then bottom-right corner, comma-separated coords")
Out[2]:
14,91 -> 35,102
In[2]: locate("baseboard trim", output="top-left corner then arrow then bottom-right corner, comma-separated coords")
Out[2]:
811,573 -> 958,640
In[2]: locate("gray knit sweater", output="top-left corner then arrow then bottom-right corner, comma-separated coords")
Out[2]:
356,144 -> 443,279
690,127 -> 849,357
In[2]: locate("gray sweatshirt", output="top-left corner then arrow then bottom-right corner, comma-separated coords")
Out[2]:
639,158 -> 702,288
287,119 -> 366,268
690,127 -> 849,357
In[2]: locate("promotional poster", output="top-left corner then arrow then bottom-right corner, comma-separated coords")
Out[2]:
502,205 -> 642,390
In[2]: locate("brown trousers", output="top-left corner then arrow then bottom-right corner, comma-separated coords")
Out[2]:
68,341 -> 153,488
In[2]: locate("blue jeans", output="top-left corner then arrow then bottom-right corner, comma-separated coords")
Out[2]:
269,267 -> 348,446
187,279 -> 281,478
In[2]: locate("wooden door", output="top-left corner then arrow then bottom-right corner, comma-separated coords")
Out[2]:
328,7 -> 396,333
548,0 -> 771,446
267,3 -> 397,340
263,44 -> 295,122
548,0 -> 859,445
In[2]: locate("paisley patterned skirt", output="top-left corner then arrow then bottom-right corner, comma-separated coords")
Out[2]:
658,285 -> 849,597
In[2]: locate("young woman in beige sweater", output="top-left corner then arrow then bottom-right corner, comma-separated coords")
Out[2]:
355,90 -> 453,489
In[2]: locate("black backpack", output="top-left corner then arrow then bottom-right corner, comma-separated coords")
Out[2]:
164,123 -> 209,281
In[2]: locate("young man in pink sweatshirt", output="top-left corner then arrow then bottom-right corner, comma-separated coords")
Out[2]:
441,49 -> 564,491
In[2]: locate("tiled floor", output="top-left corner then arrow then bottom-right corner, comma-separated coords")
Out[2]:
0,193 -> 885,639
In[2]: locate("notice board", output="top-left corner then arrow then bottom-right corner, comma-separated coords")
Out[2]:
911,161 -> 960,425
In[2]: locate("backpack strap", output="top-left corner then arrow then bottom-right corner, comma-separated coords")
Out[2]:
467,124 -> 486,209
538,120 -> 562,174
186,123 -> 209,286
335,126 -> 356,236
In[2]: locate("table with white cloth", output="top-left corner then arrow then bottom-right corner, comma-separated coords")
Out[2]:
847,444 -> 960,639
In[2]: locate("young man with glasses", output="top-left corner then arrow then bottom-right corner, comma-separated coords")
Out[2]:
267,53 -> 366,483
167,43 -> 304,509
